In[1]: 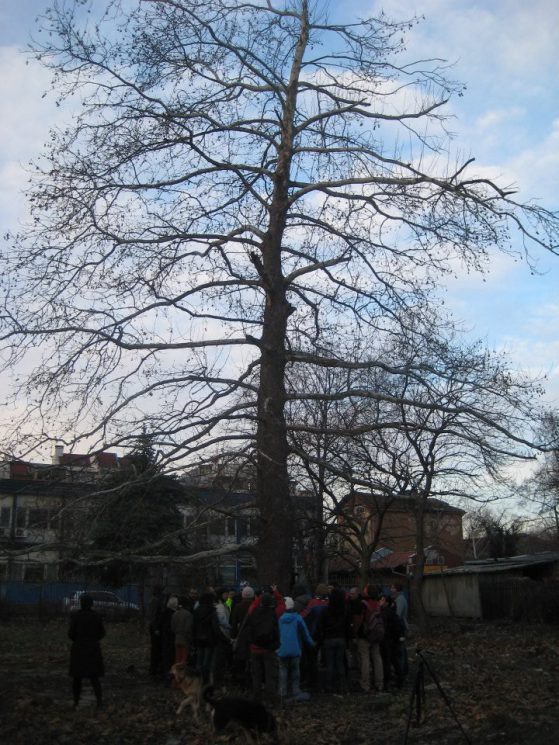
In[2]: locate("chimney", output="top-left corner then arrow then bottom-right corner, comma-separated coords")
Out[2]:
53,444 -> 64,464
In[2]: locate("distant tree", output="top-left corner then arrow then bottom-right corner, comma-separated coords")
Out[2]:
1,0 -> 557,589
465,506 -> 523,560
529,412 -> 559,537
83,434 -> 186,586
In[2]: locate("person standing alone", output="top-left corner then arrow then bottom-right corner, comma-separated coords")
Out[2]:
68,593 -> 106,709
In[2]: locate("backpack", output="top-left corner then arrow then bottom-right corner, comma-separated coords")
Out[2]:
364,607 -> 385,644
250,607 -> 280,650
193,606 -> 216,647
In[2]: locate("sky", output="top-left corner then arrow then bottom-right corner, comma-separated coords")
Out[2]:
0,1 -> 558,424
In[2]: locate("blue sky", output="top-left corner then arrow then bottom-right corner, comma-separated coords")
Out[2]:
0,0 -> 558,409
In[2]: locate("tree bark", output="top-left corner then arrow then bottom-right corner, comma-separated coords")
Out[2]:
254,1 -> 309,592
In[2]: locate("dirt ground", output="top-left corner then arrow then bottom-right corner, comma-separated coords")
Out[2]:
1,617 -> 558,744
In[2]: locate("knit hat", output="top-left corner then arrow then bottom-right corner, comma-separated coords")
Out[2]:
242,586 -> 255,599
315,583 -> 329,597
292,583 -> 309,598
260,592 -> 276,608
167,595 -> 179,610
284,596 -> 295,610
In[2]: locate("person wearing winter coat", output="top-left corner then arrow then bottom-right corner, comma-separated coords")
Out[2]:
192,592 -> 221,684
379,594 -> 405,690
147,585 -> 165,675
291,583 -> 312,615
277,596 -> 314,701
68,594 -> 106,708
353,586 -> 384,693
160,594 -> 179,681
316,587 -> 351,694
213,587 -> 233,687
300,583 -> 329,691
246,590 -> 281,702
230,586 -> 255,689
171,597 -> 193,667
391,583 -> 409,676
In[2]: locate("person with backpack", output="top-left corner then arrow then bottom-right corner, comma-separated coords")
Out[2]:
277,596 -> 315,702
246,590 -> 281,702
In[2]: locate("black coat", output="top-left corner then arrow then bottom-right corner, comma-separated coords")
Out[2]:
68,609 -> 106,678
193,603 -> 220,647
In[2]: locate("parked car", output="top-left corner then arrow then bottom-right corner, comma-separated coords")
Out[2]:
62,590 -> 140,620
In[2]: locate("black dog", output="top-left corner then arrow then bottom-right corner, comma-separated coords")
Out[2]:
203,685 -> 276,735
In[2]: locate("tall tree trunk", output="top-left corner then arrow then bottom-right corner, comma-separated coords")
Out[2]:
254,1 -> 309,592
254,283 -> 293,590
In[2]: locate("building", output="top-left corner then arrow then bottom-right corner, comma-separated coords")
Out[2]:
1,450 -> 318,587
329,491 -> 465,585
0,447 -> 126,581
422,552 -> 559,621
180,462 -> 318,587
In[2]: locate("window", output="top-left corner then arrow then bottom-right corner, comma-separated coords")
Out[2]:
0,507 -> 10,528
237,516 -> 251,539
16,508 -> 27,528
226,517 -> 236,538
194,525 -> 208,546
219,565 -> 237,585
28,508 -> 49,529
209,518 -> 226,536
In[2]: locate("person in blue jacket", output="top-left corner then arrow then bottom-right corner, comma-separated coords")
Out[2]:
277,596 -> 315,702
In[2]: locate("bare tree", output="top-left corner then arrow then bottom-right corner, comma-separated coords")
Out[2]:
1,0 -> 557,588
288,324 -> 543,616
523,411 -> 559,537
464,505 -> 523,560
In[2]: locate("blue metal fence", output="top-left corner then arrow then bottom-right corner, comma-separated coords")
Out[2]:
0,580 -> 141,617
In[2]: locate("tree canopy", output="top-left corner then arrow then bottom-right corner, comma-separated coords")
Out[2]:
1,0 -> 557,587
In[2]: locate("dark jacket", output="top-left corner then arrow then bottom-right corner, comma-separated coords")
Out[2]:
68,609 -> 105,678
171,607 -> 194,646
316,589 -> 351,643
193,602 -> 221,647
231,598 -> 252,637
381,605 -> 406,642
247,603 -> 280,653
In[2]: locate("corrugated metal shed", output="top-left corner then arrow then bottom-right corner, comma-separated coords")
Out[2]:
443,552 -> 559,575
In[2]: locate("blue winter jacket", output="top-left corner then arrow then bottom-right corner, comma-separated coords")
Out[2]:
277,611 -> 314,658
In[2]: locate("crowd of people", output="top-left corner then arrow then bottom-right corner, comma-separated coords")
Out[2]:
146,581 -> 410,704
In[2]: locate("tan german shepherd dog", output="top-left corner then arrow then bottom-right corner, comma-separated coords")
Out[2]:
169,663 -> 203,720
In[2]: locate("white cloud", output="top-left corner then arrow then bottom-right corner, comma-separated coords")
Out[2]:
0,47 -> 70,229
474,107 -> 524,133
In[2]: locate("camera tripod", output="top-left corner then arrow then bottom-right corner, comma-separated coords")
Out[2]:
403,648 -> 472,745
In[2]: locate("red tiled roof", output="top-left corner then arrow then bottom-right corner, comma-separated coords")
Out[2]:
60,453 -> 91,465
59,452 -> 119,468
96,453 -> 119,468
